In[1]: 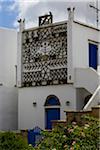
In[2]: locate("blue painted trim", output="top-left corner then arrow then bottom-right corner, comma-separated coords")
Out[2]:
45,95 -> 60,106
89,43 -> 98,70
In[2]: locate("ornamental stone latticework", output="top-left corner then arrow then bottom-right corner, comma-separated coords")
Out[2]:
21,13 -> 68,87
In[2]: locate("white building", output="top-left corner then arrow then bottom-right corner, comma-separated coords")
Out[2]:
0,28 -> 18,130
17,9 -> 100,130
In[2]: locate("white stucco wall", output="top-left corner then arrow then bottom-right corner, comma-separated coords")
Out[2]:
0,28 -> 18,130
0,28 -> 17,87
71,22 -> 100,94
72,22 -> 100,68
18,85 -> 76,130
67,20 -> 100,84
0,86 -> 18,130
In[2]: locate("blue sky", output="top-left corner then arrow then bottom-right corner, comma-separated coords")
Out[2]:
0,0 -> 99,29
0,1 -> 18,29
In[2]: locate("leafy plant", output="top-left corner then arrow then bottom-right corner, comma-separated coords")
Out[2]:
0,115 -> 99,150
35,115 -> 99,150
0,132 -> 35,150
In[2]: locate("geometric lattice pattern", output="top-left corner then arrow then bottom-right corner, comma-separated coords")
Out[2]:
22,22 -> 67,87
39,12 -> 53,26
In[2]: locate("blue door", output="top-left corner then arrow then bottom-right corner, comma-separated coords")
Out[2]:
89,43 -> 98,70
45,108 -> 60,129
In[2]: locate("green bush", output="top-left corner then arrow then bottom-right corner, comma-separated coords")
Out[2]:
0,132 -> 34,150
36,115 -> 99,150
0,115 -> 99,150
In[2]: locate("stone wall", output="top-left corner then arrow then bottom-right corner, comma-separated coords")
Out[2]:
65,106 -> 100,123
52,105 -> 100,128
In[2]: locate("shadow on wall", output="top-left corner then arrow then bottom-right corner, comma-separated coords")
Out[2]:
0,86 -> 18,130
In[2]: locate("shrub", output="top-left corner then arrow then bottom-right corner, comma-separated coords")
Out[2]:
36,115 -> 99,150
0,132 -> 34,150
0,115 -> 99,150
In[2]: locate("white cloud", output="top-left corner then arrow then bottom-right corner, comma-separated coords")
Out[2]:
17,0 -> 39,18
7,2 -> 18,11
12,0 -> 100,29
12,0 -> 40,28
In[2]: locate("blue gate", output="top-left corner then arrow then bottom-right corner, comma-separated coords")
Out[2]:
89,43 -> 98,70
28,126 -> 42,146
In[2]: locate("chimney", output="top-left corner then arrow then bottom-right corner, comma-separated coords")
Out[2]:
18,19 -> 25,32
67,7 -> 75,21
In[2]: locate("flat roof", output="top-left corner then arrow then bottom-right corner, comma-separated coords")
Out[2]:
23,19 -> 100,32
0,27 -> 17,32
24,20 -> 67,32
74,20 -> 100,31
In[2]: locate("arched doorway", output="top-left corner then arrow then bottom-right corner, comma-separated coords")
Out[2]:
44,95 -> 60,129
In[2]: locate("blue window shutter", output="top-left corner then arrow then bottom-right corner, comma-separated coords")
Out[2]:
89,43 -> 98,70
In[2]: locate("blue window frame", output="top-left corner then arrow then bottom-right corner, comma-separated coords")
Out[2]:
89,43 -> 98,70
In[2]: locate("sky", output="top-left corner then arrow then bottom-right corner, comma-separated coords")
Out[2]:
0,0 -> 100,29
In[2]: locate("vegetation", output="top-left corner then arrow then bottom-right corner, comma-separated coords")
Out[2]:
0,132 -> 34,150
36,115 -> 99,150
0,115 -> 99,150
